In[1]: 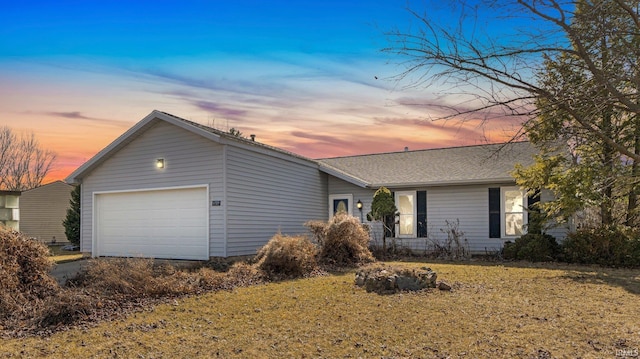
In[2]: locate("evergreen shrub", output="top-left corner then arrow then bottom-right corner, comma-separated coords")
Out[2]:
503,233 -> 560,262
562,226 -> 640,267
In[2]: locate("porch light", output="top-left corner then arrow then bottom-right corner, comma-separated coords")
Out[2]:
156,158 -> 165,169
357,200 -> 363,222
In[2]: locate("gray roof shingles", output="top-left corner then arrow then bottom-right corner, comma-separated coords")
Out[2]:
164,111 -> 536,187
71,110 -> 535,188
317,142 -> 536,188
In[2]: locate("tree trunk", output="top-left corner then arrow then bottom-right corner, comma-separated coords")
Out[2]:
600,109 -> 615,226
627,116 -> 640,226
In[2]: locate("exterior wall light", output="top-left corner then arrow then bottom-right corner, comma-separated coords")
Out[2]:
357,199 -> 363,222
156,158 -> 165,169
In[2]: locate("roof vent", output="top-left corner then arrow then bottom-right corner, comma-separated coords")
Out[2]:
404,146 -> 409,152
250,134 -> 256,141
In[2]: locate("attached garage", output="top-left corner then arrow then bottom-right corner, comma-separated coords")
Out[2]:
66,111 -> 327,259
94,186 -> 209,260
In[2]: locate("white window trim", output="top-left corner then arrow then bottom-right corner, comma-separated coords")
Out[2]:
328,194 -> 353,218
395,191 -> 417,238
500,186 -> 528,238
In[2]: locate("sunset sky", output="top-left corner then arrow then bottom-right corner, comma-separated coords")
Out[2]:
0,1 -> 524,183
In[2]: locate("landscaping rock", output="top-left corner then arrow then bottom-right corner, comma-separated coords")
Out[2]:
437,281 -> 452,291
355,265 -> 438,294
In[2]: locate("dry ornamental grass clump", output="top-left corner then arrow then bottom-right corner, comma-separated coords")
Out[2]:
313,212 -> 375,267
0,245 -> 265,338
255,233 -> 318,279
70,258 -> 201,299
0,226 -> 59,319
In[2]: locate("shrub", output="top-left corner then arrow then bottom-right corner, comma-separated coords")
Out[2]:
36,289 -> 98,328
69,258 -> 201,298
503,233 -> 559,262
0,226 -> 59,317
428,219 -> 470,260
63,185 -> 81,246
562,226 -> 640,267
310,212 -> 375,267
255,233 -> 318,279
304,220 -> 327,246
226,261 -> 265,287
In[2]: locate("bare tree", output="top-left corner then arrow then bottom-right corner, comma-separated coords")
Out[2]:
384,0 -> 640,161
0,127 -> 56,191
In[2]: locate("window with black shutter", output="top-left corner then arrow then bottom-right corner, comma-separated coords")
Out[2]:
489,188 -> 501,238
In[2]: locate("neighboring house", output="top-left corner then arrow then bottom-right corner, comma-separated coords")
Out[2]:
66,110 -> 563,260
0,190 -> 20,231
19,180 -> 74,243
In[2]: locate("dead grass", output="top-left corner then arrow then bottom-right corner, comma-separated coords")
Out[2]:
48,245 -> 83,264
2,260 -> 638,358
50,253 -> 84,263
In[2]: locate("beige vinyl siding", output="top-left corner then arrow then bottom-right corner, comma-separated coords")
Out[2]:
19,181 -> 73,243
225,146 -> 327,256
80,121 -> 225,257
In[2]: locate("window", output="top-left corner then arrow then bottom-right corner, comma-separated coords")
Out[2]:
5,195 -> 19,209
489,187 -> 527,238
328,194 -> 353,217
395,191 -> 415,237
503,188 -> 526,236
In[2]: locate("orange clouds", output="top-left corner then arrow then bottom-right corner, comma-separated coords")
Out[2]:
0,56 -> 525,185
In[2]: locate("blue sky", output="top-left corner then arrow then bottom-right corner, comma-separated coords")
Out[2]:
0,0 -> 523,181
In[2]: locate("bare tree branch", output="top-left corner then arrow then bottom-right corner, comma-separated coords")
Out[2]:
385,0 -> 640,162
0,127 -> 56,191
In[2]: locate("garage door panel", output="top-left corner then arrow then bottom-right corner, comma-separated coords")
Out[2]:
96,187 -> 209,260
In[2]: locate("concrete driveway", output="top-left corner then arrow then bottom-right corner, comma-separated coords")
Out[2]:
50,259 -> 87,285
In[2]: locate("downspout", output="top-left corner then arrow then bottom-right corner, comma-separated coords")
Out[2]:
222,144 -> 228,257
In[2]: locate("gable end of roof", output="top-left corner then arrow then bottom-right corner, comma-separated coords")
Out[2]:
65,110 -> 318,183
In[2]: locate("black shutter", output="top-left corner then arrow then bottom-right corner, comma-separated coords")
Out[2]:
489,188 -> 501,238
417,191 -> 427,238
528,191 -> 540,212
527,190 -> 541,234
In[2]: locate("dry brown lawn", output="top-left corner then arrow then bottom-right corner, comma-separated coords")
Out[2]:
48,245 -> 83,263
2,260 -> 638,358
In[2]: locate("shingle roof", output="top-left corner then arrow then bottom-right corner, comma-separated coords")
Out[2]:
317,141 -> 536,188
66,110 -> 318,183
66,109 -> 536,188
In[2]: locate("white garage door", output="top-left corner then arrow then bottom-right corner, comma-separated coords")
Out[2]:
95,187 -> 209,260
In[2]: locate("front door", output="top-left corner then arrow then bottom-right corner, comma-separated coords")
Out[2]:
328,194 -> 353,217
